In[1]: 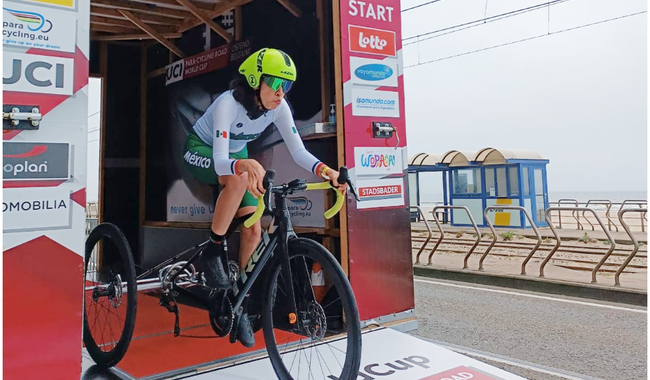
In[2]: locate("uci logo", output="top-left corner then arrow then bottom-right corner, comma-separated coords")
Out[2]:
3,52 -> 73,95
165,60 -> 184,85
354,64 -> 393,81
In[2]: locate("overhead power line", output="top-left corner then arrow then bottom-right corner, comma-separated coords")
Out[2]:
402,0 -> 444,13
403,0 -> 570,44
405,11 -> 647,69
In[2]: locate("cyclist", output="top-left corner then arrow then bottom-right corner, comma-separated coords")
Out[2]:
182,48 -> 346,347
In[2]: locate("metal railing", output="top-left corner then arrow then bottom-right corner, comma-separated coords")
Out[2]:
411,202 -> 647,287
426,206 -> 481,268
615,208 -> 647,286
411,206 -> 433,264
620,200 -> 647,233
480,206 -> 542,275
551,199 -> 647,232
543,207 -> 616,284
583,200 -> 617,232
556,199 -> 583,230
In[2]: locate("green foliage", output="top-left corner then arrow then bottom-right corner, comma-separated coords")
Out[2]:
500,231 -> 515,241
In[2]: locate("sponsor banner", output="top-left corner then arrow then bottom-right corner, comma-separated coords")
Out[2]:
23,0 -> 75,9
350,56 -> 398,87
356,178 -> 404,209
166,44 -> 230,86
351,87 -> 399,117
184,44 -> 229,79
349,24 -> 396,57
167,186 -> 214,222
422,366 -> 506,380
3,51 -> 74,95
3,142 -> 70,181
340,0 -> 412,322
3,2 -> 77,53
354,146 -> 403,176
194,328 -> 524,380
3,187 -> 71,232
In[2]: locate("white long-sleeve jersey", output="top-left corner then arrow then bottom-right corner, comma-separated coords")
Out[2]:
193,90 -> 324,176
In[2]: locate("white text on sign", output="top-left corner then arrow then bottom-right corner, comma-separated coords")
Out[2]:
348,0 -> 394,22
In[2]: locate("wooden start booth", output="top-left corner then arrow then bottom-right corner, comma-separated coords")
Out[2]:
4,0 -> 414,377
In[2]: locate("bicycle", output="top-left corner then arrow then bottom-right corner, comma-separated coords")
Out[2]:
83,167 -> 362,380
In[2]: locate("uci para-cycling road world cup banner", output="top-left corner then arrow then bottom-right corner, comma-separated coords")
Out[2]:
338,0 -> 414,322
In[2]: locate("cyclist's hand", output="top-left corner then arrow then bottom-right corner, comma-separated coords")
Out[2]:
239,159 -> 266,197
325,168 -> 348,193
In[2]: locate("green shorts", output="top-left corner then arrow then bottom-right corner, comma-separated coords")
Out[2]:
183,131 -> 257,209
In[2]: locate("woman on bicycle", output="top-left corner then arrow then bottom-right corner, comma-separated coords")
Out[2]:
182,48 -> 345,348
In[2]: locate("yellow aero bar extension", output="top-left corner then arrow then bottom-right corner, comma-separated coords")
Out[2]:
243,182 -> 344,228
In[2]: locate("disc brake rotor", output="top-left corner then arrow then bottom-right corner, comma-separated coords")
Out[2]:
303,301 -> 327,341
109,274 -> 123,308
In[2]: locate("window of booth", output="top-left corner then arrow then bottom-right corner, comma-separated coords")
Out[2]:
452,168 -> 481,195
485,167 -> 495,196
522,167 -> 530,196
509,166 -> 519,196
496,167 -> 507,197
485,166 -> 519,197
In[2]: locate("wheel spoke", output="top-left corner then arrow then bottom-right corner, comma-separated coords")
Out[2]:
263,244 -> 360,380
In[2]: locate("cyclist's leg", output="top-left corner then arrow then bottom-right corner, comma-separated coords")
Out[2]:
183,132 -> 243,288
213,174 -> 248,235
235,205 -> 261,271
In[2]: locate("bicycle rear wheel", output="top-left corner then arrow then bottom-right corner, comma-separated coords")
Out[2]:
83,223 -> 137,368
262,238 -> 361,380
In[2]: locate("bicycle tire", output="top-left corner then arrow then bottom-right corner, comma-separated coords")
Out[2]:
83,223 -> 137,368
262,238 -> 361,380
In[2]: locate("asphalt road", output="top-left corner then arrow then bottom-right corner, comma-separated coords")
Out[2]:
409,276 -> 647,380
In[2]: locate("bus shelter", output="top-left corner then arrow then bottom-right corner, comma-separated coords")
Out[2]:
409,148 -> 550,228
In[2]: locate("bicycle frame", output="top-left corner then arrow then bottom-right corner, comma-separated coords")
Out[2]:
133,190 -> 301,319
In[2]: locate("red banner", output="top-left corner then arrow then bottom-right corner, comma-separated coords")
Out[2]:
339,0 -> 414,321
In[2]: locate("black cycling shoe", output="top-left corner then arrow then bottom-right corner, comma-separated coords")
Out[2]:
200,241 -> 230,289
236,296 -> 255,348
236,313 -> 255,348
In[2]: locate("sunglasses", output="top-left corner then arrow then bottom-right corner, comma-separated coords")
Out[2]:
263,75 -> 294,93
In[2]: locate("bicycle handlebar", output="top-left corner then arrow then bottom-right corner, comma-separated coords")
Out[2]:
243,167 -> 356,228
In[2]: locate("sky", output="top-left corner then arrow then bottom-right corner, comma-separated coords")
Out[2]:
400,0 -> 647,199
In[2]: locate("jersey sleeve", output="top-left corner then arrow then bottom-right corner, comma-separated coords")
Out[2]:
274,100 -> 326,176
211,95 -> 241,176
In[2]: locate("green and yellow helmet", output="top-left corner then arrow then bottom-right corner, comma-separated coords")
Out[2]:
238,48 -> 297,89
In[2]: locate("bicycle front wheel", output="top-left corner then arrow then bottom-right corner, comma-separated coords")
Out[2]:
83,223 -> 137,368
262,238 -> 361,380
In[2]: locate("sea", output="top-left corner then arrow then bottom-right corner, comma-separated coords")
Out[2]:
418,190 -> 647,211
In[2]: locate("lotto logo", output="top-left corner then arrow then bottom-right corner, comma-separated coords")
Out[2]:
349,25 -> 396,57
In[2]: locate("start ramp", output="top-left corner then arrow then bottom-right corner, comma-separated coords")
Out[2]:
82,327 -> 526,380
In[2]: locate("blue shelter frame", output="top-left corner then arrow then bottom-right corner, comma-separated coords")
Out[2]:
408,149 -> 550,229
